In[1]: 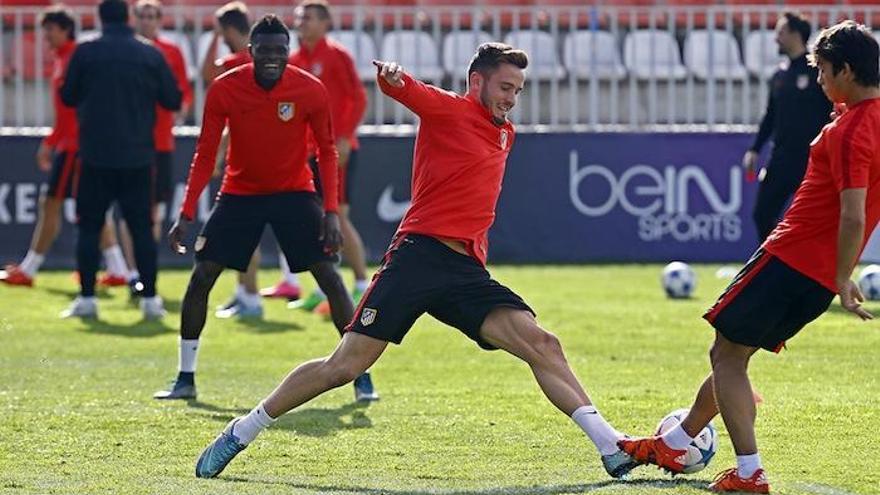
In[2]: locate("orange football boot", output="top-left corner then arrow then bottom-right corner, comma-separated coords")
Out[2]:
618,436 -> 687,473
709,468 -> 770,493
0,265 -> 34,287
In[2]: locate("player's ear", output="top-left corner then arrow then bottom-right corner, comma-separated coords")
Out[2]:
468,71 -> 482,92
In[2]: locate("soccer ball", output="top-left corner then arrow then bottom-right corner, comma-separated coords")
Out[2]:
655,408 -> 718,474
858,265 -> 880,301
662,261 -> 696,299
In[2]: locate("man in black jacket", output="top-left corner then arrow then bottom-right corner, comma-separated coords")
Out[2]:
743,12 -> 832,243
60,0 -> 181,319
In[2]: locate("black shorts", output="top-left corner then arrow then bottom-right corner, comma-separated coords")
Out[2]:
47,151 -> 80,199
703,249 -> 834,352
310,150 -> 356,205
194,192 -> 338,272
346,234 -> 534,350
153,151 -> 173,204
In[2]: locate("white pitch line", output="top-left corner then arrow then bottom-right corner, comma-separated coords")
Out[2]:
789,482 -> 867,495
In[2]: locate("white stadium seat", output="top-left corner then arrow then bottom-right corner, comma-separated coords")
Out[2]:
563,30 -> 626,80
744,30 -> 785,79
381,31 -> 444,82
623,30 -> 687,80
684,30 -> 747,80
442,31 -> 493,79
329,31 -> 378,81
503,30 -> 565,80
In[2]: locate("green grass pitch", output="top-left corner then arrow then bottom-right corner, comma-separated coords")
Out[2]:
1,265 -> 878,494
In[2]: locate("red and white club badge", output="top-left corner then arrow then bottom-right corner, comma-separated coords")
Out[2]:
278,102 -> 295,122
499,129 -> 509,150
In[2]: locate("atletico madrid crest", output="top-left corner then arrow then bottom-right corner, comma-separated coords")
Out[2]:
499,129 -> 509,150
278,102 -> 295,122
360,308 -> 377,326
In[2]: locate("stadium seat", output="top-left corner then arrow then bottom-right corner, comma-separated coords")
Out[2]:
160,30 -> 197,81
380,31 -> 444,81
743,30 -> 784,79
5,30 -> 52,81
503,30 -> 565,80
608,0 -> 667,30
562,30 -> 626,80
841,0 -> 880,27
623,30 -> 687,80
726,0 -> 779,29
416,0 -> 481,28
683,30 -> 747,80
329,30 -> 379,81
442,30 -> 493,78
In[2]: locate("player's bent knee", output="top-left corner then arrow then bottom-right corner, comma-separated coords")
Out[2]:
322,358 -> 362,388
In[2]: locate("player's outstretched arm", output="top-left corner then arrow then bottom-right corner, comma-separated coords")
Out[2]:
372,59 -> 457,117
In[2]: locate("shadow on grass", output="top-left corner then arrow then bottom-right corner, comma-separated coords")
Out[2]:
43,286 -> 113,300
234,317 -> 305,333
79,317 -> 173,337
188,399 -> 372,437
217,477 -> 712,494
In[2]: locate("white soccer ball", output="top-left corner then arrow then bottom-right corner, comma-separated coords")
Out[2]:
662,261 -> 696,299
858,264 -> 880,301
655,408 -> 718,474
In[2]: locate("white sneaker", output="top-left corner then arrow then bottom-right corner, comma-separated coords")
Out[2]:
140,296 -> 166,320
60,297 -> 98,319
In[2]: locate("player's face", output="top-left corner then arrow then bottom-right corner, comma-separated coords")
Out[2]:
294,7 -> 328,42
42,23 -> 69,50
775,19 -> 797,56
135,6 -> 160,39
250,33 -> 290,82
478,63 -> 525,125
816,57 -> 849,103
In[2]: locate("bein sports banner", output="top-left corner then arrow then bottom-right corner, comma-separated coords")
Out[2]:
3,133 -> 880,267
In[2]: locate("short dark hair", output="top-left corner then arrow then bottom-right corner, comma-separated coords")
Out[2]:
467,42 -> 528,78
98,0 -> 129,24
782,11 -> 811,46
300,0 -> 330,21
811,21 -> 880,87
249,14 -> 290,42
216,2 -> 251,35
40,5 -> 76,40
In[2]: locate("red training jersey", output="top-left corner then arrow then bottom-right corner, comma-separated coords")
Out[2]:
152,36 -> 193,152
45,39 -> 78,152
180,64 -> 339,219
764,97 -> 880,292
378,73 -> 515,265
289,37 -> 366,149
219,49 -> 251,74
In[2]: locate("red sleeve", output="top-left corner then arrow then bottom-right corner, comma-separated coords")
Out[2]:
44,128 -> 60,148
180,84 -> 226,219
377,72 -> 457,117
334,49 -> 366,140
308,82 -> 339,213
832,111 -> 875,191
169,45 -> 193,109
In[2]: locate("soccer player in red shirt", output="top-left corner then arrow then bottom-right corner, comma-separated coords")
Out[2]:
193,43 -> 639,481
0,5 -> 128,289
619,21 -> 880,494
201,2 -> 252,84
267,0 -> 370,312
153,15 -> 370,403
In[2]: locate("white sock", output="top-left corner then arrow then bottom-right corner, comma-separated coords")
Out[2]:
279,256 -> 300,286
128,269 -> 140,282
354,279 -> 369,292
235,284 -> 246,298
19,250 -> 45,277
102,246 -> 128,276
233,401 -> 277,445
571,405 -> 623,456
736,453 -> 762,478
179,338 -> 200,373
661,423 -> 694,450
239,290 -> 261,308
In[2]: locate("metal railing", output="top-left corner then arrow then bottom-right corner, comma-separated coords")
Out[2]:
2,4 -> 878,131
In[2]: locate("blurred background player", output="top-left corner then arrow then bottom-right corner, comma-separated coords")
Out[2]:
154,15 -> 377,402
275,0 -> 369,313
59,0 -> 181,319
743,12 -> 832,243
620,21 -> 880,493
0,5 -> 128,289
118,0 -> 194,299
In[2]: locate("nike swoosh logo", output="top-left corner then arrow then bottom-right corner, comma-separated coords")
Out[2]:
376,185 -> 411,223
